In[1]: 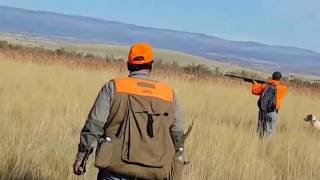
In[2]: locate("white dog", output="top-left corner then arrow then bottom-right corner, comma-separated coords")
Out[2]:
304,114 -> 320,130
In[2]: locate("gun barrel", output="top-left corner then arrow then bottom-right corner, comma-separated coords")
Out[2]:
224,74 -> 266,84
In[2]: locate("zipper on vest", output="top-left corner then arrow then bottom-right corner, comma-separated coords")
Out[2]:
147,114 -> 154,138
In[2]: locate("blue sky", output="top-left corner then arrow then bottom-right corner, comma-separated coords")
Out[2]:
0,0 -> 319,51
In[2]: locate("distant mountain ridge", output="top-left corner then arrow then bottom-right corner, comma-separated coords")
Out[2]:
0,5 -> 319,76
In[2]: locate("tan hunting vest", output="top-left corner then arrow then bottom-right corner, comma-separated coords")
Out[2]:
95,77 -> 176,179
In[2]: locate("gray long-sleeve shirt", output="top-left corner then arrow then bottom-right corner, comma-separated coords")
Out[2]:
76,71 -> 184,161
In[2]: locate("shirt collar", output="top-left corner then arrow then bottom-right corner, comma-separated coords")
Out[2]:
128,71 -> 151,80
267,80 -> 280,85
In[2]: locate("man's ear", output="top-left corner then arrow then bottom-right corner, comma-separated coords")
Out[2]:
127,62 -> 131,72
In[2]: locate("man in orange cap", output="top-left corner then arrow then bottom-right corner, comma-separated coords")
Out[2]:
73,43 -> 185,179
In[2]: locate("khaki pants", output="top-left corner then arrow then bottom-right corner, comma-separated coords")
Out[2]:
97,170 -> 148,180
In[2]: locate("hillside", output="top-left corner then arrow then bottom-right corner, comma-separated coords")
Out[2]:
0,33 -> 266,76
0,5 -> 320,76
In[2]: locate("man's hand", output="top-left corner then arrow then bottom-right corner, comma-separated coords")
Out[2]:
73,160 -> 84,175
252,80 -> 258,84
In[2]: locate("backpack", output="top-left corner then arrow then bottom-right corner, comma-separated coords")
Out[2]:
258,84 -> 277,113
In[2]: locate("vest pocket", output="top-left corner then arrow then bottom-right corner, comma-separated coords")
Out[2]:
94,140 -> 115,168
120,112 -> 173,168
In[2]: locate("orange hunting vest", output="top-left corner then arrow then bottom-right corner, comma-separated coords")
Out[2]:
95,77 -> 176,179
114,77 -> 174,102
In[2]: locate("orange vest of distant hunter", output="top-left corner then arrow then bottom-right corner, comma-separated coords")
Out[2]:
95,77 -> 176,179
252,80 -> 288,110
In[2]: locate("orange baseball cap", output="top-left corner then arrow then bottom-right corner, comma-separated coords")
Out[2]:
128,43 -> 154,65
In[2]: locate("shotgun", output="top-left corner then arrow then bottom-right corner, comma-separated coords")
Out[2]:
79,148 -> 93,174
224,74 -> 266,84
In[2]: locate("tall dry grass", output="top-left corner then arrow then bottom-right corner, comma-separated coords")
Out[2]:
1,59 -> 320,180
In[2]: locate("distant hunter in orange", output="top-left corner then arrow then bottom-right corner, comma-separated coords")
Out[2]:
252,72 -> 288,138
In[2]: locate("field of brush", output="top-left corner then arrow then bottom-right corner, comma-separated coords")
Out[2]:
1,57 -> 320,180
0,33 -> 263,75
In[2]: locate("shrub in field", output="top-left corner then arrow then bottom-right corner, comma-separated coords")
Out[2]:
0,40 -> 9,49
1,40 -> 320,90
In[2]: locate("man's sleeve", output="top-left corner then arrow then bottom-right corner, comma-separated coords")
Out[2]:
76,81 -> 115,161
276,84 -> 288,109
252,83 -> 265,96
170,92 -> 185,151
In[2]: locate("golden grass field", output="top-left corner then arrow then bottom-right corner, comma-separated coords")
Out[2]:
1,58 -> 320,180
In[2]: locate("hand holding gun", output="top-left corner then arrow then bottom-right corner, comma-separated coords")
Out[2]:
73,148 -> 93,175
